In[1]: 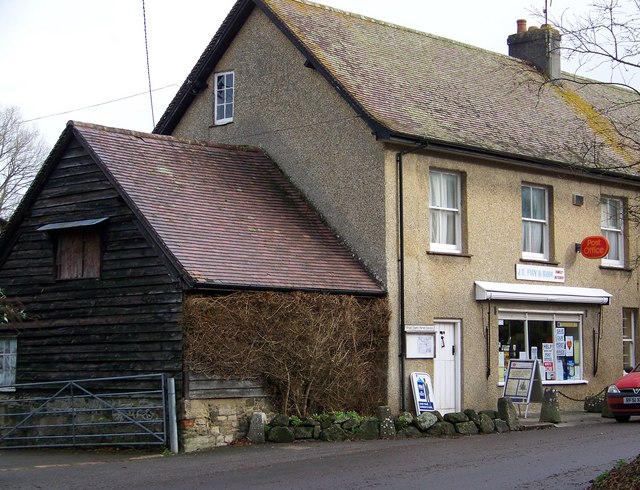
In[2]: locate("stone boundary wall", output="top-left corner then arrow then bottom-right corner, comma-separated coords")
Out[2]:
181,397 -> 524,452
247,399 -> 523,445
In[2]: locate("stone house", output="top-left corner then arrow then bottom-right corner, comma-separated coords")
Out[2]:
154,0 -> 640,414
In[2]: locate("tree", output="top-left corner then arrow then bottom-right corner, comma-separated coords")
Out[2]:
532,1 -> 640,266
0,106 -> 48,220
545,0 -> 640,91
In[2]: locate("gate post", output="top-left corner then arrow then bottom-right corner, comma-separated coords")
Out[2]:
167,377 -> 179,454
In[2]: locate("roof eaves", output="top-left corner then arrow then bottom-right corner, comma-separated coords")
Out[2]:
387,130 -> 640,187
153,0 -> 255,135
189,280 -> 386,297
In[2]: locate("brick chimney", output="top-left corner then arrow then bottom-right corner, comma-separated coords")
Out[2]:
507,19 -> 561,80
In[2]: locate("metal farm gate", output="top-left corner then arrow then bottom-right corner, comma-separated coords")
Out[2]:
0,374 -> 177,450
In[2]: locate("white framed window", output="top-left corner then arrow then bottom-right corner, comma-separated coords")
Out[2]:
623,308 -> 637,370
601,197 -> 624,268
498,311 -> 583,383
214,71 -> 234,125
522,184 -> 549,261
429,170 -> 462,253
0,337 -> 16,389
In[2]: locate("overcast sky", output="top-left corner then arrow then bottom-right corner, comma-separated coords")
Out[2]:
0,0 -> 606,146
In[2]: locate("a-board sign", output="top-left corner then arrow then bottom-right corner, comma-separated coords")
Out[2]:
503,359 -> 544,404
411,372 -> 435,414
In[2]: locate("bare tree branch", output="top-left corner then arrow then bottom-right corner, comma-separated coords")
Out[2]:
0,106 -> 48,219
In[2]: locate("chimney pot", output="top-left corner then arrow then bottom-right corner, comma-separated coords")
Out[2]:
517,19 -> 527,33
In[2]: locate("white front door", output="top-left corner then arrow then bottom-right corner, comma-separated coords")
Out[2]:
434,321 -> 460,413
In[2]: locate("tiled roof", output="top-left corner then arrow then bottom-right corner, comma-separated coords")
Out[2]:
258,0 -> 640,172
72,122 -> 382,294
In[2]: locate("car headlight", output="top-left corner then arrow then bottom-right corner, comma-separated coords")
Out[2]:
608,385 -> 621,394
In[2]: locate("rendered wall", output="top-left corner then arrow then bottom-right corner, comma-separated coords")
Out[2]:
386,147 -> 639,411
172,8 -> 387,283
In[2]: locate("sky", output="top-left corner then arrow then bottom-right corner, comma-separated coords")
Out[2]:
0,0 -> 609,147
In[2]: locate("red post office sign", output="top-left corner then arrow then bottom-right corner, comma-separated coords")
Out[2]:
580,235 -> 610,259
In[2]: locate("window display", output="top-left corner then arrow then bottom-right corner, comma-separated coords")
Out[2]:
498,312 -> 582,383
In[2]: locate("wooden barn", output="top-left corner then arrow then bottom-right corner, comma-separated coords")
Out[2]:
0,121 -> 384,450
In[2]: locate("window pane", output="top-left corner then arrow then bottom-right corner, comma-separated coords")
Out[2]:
498,320 -> 525,383
531,187 -> 546,220
443,174 -> 457,208
0,338 -> 16,386
522,186 -> 531,218
429,172 -> 441,206
225,88 -> 234,104
226,73 -> 234,87
216,75 -> 225,90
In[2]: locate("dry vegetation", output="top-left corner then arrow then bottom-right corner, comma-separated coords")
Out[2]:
589,455 -> 640,489
183,291 -> 390,416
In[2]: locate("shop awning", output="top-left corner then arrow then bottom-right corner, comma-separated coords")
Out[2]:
475,281 -> 611,305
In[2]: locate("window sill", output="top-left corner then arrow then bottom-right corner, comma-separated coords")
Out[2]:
427,251 -> 472,258
519,258 -> 559,266
599,265 -> 632,272
211,120 -> 233,127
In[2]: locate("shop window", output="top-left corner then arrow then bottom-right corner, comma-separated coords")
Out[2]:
214,71 -> 234,125
0,337 -> 17,389
498,312 -> 582,383
601,197 -> 625,268
623,308 -> 638,370
521,184 -> 549,261
429,170 -> 463,253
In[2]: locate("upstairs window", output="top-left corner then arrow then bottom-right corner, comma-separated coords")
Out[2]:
214,71 -> 234,125
601,197 -> 625,268
522,184 -> 549,261
56,227 -> 101,279
38,218 -> 106,280
429,170 -> 462,253
0,337 -> 17,388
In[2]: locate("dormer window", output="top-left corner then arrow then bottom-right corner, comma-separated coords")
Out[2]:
214,71 -> 234,125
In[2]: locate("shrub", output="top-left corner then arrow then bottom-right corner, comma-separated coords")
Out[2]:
183,291 -> 389,416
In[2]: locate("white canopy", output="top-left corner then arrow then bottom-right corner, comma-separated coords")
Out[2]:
475,281 -> 611,305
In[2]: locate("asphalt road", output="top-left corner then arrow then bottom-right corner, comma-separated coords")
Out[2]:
1,416 -> 638,489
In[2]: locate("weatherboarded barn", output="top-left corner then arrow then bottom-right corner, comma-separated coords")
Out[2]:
0,121 -> 385,450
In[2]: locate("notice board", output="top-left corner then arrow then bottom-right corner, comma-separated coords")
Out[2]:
503,359 -> 543,404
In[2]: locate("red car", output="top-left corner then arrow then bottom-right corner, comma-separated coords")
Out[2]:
607,367 -> 640,422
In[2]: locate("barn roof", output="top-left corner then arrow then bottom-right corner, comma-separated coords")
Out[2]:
69,121 -> 382,295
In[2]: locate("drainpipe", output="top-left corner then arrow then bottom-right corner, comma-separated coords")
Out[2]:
396,142 -> 427,412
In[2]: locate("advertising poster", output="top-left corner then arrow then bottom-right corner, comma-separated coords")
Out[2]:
565,336 -> 574,357
542,343 -> 555,380
411,372 -> 435,414
555,327 -> 565,357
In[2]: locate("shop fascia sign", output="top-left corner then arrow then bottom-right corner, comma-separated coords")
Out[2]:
516,264 -> 565,283
577,235 -> 610,259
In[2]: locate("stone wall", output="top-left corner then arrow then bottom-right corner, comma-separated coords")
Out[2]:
180,397 -> 272,452
257,406 -> 519,445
